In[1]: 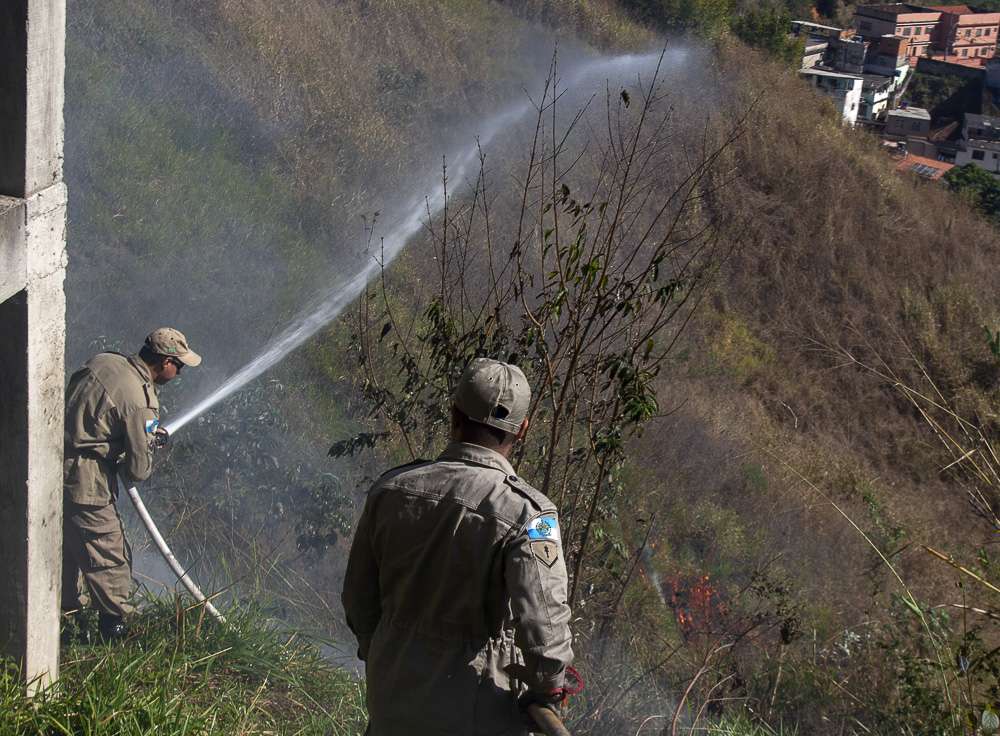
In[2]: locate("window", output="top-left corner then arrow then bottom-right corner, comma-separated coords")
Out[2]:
961,48 -> 968,56
976,28 -> 983,36
973,149 -> 985,160
904,27 -> 913,35
993,152 -> 998,159
896,26 -> 903,34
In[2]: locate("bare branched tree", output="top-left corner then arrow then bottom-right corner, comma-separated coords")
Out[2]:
342,52 -> 753,733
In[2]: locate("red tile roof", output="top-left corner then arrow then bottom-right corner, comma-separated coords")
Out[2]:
894,153 -> 955,179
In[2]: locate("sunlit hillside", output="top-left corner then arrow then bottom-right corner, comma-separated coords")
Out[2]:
41,0 -> 1000,734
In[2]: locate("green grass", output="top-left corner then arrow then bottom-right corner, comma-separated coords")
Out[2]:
705,715 -> 795,735
0,600 -> 366,736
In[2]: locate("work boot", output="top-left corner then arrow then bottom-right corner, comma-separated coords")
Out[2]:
98,613 -> 128,643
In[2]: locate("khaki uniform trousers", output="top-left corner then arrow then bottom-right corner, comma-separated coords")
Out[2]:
61,501 -> 135,619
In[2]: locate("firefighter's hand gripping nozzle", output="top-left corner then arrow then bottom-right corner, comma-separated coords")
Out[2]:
152,425 -> 170,449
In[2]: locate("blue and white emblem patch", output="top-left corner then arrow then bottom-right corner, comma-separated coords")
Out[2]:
527,514 -> 559,541
144,418 -> 160,435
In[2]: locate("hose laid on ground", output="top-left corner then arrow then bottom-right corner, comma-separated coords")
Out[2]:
120,478 -> 227,624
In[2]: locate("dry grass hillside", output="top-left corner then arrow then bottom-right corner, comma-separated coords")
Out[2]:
711,42 -> 999,573
63,0 -> 1000,733
633,43 -> 1000,731
362,37 -> 1000,733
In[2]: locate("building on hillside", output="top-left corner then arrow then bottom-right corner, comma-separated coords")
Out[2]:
851,3 -> 1000,65
852,4 -> 941,62
906,119 -> 965,159
800,68 -> 865,124
860,74 -> 897,120
894,152 -> 956,178
865,35 -> 913,78
928,5 -> 1000,61
790,20 -> 842,68
802,35 -> 831,68
954,112 -> 1000,172
886,105 -> 933,135
828,36 -> 870,73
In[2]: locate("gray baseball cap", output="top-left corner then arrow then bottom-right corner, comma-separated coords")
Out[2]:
145,327 -> 202,367
453,358 -> 531,434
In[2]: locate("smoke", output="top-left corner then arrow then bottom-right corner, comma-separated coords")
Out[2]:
64,3 -> 722,657
162,95 -> 531,433
163,48 -> 690,434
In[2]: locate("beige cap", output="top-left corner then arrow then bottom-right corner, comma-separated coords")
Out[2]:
145,327 -> 202,367
452,358 -> 530,434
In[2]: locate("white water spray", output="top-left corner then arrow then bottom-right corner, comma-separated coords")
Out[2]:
165,50 -> 672,434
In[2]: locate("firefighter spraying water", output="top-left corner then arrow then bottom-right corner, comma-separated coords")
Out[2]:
62,328 -> 201,641
79,51 -> 685,734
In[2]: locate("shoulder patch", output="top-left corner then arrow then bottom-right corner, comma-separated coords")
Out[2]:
531,540 -> 560,568
527,514 -> 560,541
504,474 -> 555,513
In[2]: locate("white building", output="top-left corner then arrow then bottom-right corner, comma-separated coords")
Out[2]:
860,74 -> 894,121
800,68 -> 864,125
954,113 -> 1000,174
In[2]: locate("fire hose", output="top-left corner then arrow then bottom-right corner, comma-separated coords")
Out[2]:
119,476 -> 226,624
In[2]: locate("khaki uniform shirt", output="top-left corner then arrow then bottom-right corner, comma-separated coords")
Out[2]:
64,353 -> 160,506
342,442 -> 574,736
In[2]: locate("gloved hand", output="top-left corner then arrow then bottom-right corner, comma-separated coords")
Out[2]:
509,664 -> 583,727
152,426 -> 170,449
518,687 -> 566,729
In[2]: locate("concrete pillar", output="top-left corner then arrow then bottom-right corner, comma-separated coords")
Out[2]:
0,0 -> 67,691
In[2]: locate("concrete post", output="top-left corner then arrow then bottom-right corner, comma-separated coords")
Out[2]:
0,0 -> 67,690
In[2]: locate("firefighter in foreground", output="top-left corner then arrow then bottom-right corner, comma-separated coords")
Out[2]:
343,358 -> 575,735
62,328 -> 201,641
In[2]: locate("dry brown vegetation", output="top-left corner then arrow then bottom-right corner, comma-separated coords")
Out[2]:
706,41 -> 999,566
357,37 -> 1000,732
66,0 -> 1000,732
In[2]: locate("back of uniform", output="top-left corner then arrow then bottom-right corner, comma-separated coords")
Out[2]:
64,352 -> 159,505
343,442 -> 573,736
